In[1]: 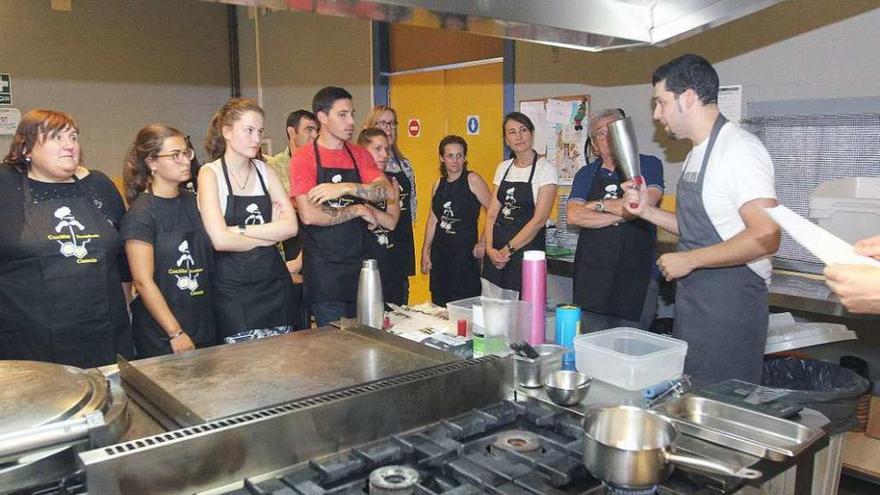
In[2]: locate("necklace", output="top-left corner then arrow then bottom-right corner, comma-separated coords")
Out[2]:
229,163 -> 253,191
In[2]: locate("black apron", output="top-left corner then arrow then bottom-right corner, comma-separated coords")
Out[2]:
673,114 -> 769,385
130,193 -> 216,357
429,172 -> 482,306
301,142 -> 367,305
386,169 -> 415,278
0,173 -> 132,368
213,158 -> 295,338
280,235 -> 307,330
572,163 -> 655,321
482,155 -> 546,293
365,185 -> 395,299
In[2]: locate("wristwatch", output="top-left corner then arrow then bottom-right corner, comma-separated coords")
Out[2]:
237,224 -> 246,235
594,200 -> 606,213
506,242 -> 517,255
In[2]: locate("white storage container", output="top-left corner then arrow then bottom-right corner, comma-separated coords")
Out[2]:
574,327 -> 687,390
810,177 -> 880,244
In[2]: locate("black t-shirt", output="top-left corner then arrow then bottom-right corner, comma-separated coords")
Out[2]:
121,190 -> 203,245
0,166 -> 131,281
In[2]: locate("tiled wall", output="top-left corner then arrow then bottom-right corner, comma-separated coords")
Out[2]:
0,0 -> 232,177
514,0 -> 880,193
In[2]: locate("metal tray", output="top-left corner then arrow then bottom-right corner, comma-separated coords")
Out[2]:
652,394 -> 824,461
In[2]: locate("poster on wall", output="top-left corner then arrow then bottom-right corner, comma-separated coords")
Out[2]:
0,107 -> 21,135
0,74 -> 11,105
520,96 -> 590,186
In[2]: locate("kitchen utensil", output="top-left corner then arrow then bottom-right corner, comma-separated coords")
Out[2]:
510,341 -> 540,359
608,117 -> 643,208
521,250 -> 546,345
554,304 -> 581,370
543,370 -> 590,406
515,344 -> 565,388
357,259 -> 384,329
651,395 -> 824,461
644,374 -> 691,407
582,405 -> 762,489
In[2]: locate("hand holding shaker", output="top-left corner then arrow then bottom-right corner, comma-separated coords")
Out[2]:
357,259 -> 384,329
607,117 -> 642,208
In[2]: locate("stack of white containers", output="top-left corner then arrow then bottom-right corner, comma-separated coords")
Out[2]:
574,327 -> 687,390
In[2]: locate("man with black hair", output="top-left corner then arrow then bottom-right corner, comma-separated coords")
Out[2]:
290,87 -> 392,326
624,54 -> 781,385
267,110 -> 318,194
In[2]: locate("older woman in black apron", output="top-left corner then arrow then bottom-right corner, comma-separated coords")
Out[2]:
198,99 -> 300,343
483,113 -> 558,293
422,135 -> 492,306
121,124 -> 216,357
356,128 -> 404,304
0,109 -> 132,368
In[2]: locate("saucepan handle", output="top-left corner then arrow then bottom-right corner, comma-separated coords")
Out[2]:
665,452 -> 762,480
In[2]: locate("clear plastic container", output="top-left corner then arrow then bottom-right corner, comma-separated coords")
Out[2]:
574,327 -> 687,390
446,296 -> 482,334
810,177 -> 880,244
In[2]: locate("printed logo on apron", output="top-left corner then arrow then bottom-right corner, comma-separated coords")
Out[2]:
326,173 -> 355,209
501,186 -> 521,220
50,205 -> 100,262
398,181 -> 408,212
244,203 -> 265,225
169,239 -> 204,295
603,183 -> 619,199
440,200 -> 459,234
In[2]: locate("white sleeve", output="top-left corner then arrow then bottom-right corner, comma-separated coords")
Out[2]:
493,160 -> 509,186
723,142 -> 777,209
534,159 -> 558,189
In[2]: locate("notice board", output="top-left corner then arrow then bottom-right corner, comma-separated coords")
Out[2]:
519,94 -> 590,185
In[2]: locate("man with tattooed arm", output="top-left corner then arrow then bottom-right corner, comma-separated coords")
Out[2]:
291,86 -> 393,326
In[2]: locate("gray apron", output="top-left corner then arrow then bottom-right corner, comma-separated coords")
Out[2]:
673,114 -> 768,386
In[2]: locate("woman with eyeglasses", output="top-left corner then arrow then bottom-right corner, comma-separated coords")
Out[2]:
483,112 -> 558,293
362,105 -> 417,303
0,109 -> 132,368
422,135 -> 492,306
121,124 -> 217,357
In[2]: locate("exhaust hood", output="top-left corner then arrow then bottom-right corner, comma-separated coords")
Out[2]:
203,0 -> 786,51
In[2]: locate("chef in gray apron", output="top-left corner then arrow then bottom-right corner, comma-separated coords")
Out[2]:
625,54 -> 780,385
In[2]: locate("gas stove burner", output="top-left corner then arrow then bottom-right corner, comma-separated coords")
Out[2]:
602,482 -> 659,495
368,465 -> 419,495
490,429 -> 543,457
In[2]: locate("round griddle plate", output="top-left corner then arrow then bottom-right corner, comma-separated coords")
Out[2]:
0,361 -> 100,435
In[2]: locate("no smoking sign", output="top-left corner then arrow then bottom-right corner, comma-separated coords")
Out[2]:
407,118 -> 421,138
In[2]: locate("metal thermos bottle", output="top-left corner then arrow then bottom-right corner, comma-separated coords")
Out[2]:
357,259 -> 384,329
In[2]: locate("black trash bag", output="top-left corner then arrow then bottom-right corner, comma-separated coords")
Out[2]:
762,357 -> 870,434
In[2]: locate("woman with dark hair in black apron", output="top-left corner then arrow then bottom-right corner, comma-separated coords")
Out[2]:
483,112 -> 558,293
422,135 -> 492,306
0,109 -> 132,368
198,99 -> 300,343
121,124 -> 216,357
357,128 -> 405,305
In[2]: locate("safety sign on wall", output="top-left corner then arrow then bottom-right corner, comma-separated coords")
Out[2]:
0,74 -> 11,105
407,118 -> 421,138
466,115 -> 480,135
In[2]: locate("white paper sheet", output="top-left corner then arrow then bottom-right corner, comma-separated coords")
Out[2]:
520,100 -> 548,154
718,85 -> 742,123
765,205 -> 880,266
545,98 -> 571,125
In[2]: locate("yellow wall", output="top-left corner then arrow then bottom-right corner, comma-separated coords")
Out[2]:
390,63 -> 503,304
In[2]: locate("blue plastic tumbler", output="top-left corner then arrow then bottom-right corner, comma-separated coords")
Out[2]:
555,304 -> 581,370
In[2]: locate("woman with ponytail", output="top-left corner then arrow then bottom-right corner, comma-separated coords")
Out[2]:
198,99 -> 300,343
121,124 -> 216,357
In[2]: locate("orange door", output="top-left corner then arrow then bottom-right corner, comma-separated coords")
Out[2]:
390,62 -> 503,305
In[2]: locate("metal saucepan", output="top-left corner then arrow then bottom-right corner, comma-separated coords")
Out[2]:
582,405 -> 762,489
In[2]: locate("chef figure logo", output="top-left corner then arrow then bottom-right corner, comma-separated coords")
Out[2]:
604,184 -> 619,199
439,200 -> 459,235
501,187 -> 520,220
175,240 -> 199,292
326,173 -> 354,209
398,181 -> 408,212
54,206 -> 90,259
244,203 -> 265,225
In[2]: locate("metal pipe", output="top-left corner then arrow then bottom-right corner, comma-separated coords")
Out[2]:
0,412 -> 104,461
226,4 -> 240,98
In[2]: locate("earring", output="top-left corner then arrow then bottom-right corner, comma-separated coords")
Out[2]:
150,168 -> 157,176
24,156 -> 31,164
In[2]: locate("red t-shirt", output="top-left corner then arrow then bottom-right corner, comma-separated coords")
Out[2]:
289,142 -> 382,197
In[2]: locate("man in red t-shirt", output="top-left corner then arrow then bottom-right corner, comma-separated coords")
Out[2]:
290,86 -> 392,326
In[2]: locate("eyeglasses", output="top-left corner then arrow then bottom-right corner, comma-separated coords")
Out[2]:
375,120 -> 398,129
443,153 -> 465,160
155,148 -> 195,162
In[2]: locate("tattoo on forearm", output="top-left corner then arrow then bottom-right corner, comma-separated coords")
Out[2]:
320,204 -> 360,225
355,183 -> 388,203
